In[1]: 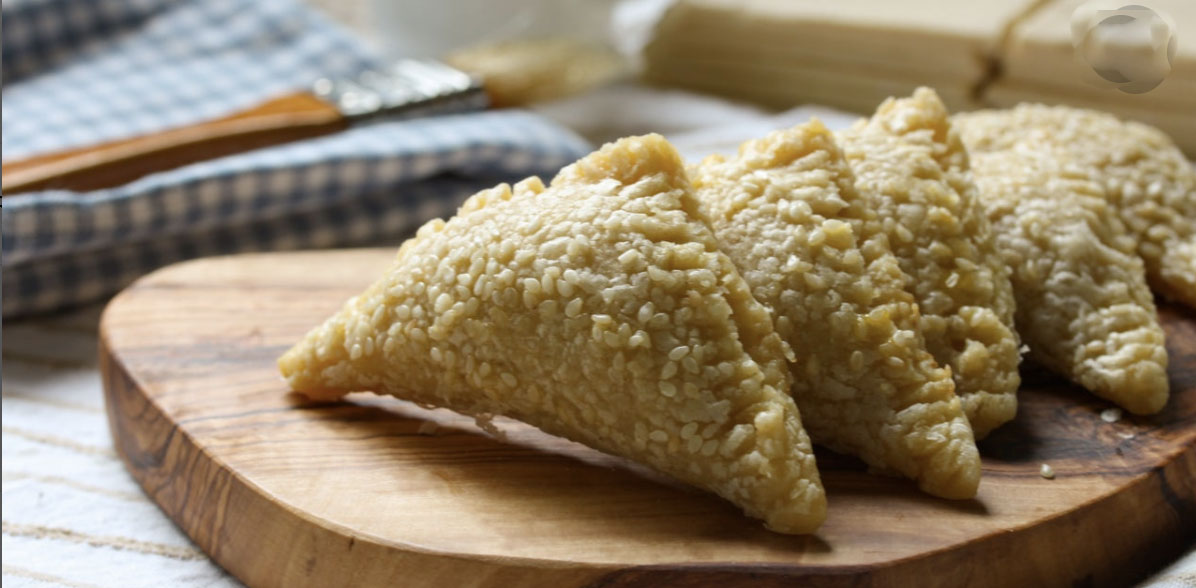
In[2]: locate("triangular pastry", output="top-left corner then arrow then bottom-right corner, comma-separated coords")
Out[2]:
963,148 -> 1169,414
279,135 -> 827,534
692,120 -> 981,498
837,88 -> 1022,438
954,104 -> 1196,309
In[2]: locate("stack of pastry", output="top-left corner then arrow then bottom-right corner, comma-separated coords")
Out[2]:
639,0 -> 1040,113
642,0 -> 1196,157
278,89 -> 1190,534
989,0 -> 1196,155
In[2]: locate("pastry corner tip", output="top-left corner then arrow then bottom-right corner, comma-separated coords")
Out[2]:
556,133 -> 687,188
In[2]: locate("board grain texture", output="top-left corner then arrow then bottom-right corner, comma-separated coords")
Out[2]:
100,249 -> 1196,588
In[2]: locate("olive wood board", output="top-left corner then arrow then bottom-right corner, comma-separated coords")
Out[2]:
100,249 -> 1196,588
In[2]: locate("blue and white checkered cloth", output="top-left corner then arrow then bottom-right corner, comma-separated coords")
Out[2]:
2,0 -> 592,317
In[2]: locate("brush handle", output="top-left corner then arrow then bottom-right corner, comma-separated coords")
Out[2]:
1,92 -> 347,196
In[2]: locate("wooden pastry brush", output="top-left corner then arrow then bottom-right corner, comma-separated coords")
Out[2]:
1,60 -> 484,196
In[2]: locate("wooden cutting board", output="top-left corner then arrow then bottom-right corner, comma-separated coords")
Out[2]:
100,249 -> 1196,588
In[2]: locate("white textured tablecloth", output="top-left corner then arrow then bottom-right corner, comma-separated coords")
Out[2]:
2,304 -> 238,587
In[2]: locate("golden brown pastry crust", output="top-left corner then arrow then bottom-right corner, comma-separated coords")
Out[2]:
279,134 -> 827,534
960,129 -> 1170,414
693,120 -> 981,498
954,104 -> 1196,310
837,88 -> 1022,438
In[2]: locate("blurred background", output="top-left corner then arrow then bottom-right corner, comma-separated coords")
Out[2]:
7,0 -> 1191,316
327,0 -> 1194,150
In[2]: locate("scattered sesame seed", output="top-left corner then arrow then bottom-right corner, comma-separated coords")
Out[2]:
1039,464 -> 1055,480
